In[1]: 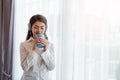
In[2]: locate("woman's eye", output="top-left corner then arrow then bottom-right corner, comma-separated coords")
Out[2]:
34,27 -> 38,29
41,27 -> 44,29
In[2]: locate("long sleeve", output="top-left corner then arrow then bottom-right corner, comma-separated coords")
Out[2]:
41,43 -> 55,71
20,38 -> 55,80
20,42 -> 37,71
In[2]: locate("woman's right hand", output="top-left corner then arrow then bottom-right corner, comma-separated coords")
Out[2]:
33,38 -> 41,50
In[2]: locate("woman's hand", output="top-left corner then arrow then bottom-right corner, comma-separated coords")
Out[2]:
33,38 -> 49,51
39,38 -> 49,51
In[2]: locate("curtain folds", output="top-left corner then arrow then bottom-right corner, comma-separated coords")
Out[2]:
1,0 -> 14,80
0,0 -> 2,79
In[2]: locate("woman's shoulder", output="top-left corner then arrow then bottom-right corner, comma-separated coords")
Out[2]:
20,39 -> 31,47
20,40 -> 27,47
20,37 -> 33,45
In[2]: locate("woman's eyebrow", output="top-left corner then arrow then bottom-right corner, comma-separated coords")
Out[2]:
40,26 -> 44,27
35,25 -> 39,27
34,25 -> 45,28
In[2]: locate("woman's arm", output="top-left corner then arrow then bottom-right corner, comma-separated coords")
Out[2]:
41,43 -> 55,71
20,42 -> 37,71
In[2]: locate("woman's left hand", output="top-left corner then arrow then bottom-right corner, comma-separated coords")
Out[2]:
39,38 -> 49,51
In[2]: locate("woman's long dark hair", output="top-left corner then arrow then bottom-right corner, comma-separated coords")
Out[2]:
26,14 -> 48,40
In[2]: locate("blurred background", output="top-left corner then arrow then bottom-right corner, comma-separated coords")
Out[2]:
1,0 -> 120,80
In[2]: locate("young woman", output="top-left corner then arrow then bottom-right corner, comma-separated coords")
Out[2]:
20,14 -> 55,80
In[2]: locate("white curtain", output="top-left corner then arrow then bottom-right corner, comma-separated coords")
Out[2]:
13,0 -> 120,80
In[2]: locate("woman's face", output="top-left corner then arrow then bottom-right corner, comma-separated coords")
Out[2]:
32,21 -> 46,37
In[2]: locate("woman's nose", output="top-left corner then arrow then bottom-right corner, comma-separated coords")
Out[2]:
36,28 -> 42,34
38,28 -> 42,33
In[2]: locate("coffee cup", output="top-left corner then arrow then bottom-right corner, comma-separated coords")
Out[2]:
36,34 -> 45,48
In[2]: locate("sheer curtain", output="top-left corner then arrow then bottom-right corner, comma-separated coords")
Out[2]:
13,0 -> 61,80
13,0 -> 120,80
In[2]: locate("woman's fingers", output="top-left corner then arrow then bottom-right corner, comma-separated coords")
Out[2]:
34,38 -> 49,51
39,38 -> 49,51
39,38 -> 49,45
34,38 -> 41,44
